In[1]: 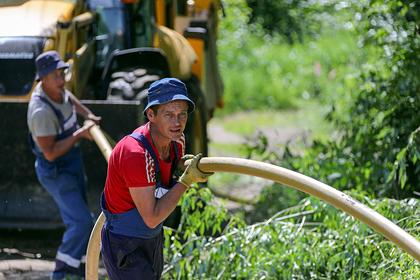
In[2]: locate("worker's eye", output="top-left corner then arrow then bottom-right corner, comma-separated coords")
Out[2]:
163,113 -> 176,120
179,112 -> 188,120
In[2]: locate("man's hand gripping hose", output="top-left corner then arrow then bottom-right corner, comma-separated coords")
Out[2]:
178,154 -> 213,188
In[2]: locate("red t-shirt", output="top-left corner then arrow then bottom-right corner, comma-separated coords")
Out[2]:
104,122 -> 185,213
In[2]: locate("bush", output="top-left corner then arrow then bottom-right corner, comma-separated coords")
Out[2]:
246,0 -> 338,44
164,190 -> 419,279
280,0 -> 420,198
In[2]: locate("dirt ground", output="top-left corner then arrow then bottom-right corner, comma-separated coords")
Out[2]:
0,247 -> 107,280
0,229 -> 107,280
0,259 -> 54,280
0,258 -> 108,280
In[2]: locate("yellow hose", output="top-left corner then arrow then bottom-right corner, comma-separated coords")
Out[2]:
85,121 -> 111,280
86,125 -> 420,279
85,120 -> 113,161
197,157 -> 420,262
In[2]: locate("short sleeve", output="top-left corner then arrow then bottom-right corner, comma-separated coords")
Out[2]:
30,108 -> 59,137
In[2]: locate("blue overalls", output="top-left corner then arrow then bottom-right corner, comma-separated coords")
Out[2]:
30,95 -> 93,278
101,133 -> 179,280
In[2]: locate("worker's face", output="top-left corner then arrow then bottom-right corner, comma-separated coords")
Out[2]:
41,69 -> 66,96
147,100 -> 189,141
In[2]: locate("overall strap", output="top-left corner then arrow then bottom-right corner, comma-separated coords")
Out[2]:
170,141 -> 179,186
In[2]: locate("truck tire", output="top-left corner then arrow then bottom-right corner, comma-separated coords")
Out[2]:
106,68 -> 161,101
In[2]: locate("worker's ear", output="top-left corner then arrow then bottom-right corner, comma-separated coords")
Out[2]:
145,108 -> 155,120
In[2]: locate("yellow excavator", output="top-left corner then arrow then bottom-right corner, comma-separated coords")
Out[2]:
0,0 -> 223,229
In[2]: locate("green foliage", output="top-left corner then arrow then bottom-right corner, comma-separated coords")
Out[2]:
164,189 -> 419,278
161,1 -> 420,278
218,0 -> 369,115
163,186 -> 231,277
246,0 -> 338,44
246,0 -> 304,43
277,0 -> 420,198
250,183 -> 307,223
339,0 -> 420,197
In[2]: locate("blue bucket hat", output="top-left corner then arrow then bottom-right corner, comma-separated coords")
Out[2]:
143,78 -> 195,115
35,50 -> 69,81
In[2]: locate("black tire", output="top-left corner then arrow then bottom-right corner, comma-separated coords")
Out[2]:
106,68 -> 162,101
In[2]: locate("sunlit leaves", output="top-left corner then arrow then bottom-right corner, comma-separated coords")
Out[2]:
274,0 -> 420,197
163,193 -> 419,279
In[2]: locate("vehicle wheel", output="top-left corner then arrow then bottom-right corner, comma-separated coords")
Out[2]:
106,68 -> 161,101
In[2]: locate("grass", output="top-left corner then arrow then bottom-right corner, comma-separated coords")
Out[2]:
207,100 -> 334,205
207,142 -> 247,157
210,100 -> 334,151
218,28 -> 366,114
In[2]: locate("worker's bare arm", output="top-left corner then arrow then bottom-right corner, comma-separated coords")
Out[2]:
129,183 -> 188,229
36,122 -> 94,161
68,92 -> 101,124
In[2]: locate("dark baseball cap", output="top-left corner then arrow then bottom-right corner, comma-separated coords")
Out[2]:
35,50 -> 69,81
143,78 -> 195,115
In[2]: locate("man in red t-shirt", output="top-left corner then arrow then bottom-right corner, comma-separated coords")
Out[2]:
101,78 -> 212,279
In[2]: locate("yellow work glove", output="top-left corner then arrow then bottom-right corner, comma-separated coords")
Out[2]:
173,154 -> 194,178
178,154 -> 213,188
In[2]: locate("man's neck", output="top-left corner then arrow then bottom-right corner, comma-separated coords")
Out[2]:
41,84 -> 63,103
150,126 -> 171,161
